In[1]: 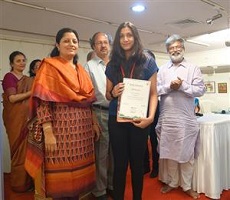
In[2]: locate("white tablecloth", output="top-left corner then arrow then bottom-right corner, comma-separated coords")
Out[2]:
193,114 -> 230,199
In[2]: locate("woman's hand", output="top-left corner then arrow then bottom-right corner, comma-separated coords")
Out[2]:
9,90 -> 32,103
93,123 -> 101,141
44,128 -> 57,154
112,82 -> 125,98
132,117 -> 153,129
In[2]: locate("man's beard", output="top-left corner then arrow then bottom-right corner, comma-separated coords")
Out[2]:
170,50 -> 184,63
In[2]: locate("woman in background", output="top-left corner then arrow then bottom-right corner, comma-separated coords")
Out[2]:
29,59 -> 41,77
2,51 -> 33,192
25,28 -> 100,200
105,22 -> 158,200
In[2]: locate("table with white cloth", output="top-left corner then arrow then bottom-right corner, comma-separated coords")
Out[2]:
192,114 -> 230,199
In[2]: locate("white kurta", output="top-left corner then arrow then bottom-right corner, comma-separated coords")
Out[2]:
156,59 -> 206,163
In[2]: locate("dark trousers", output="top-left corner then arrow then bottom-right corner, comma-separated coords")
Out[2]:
144,102 -> 160,173
108,116 -> 149,200
144,126 -> 159,172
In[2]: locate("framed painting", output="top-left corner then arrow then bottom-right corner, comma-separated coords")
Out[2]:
218,83 -> 227,93
204,81 -> 215,93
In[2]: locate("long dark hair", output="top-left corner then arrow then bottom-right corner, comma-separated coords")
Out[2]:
9,51 -> 26,71
29,59 -> 41,77
50,28 -> 79,64
108,22 -> 146,81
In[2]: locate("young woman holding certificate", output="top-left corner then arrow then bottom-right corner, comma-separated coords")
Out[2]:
105,21 -> 158,200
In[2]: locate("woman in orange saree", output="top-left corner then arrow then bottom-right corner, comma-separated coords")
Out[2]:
25,28 -> 100,200
2,51 -> 34,192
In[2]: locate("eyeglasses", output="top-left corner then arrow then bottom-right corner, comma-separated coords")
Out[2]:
168,45 -> 183,51
95,41 -> 109,46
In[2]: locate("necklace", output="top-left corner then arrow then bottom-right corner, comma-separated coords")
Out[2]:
11,71 -> 23,80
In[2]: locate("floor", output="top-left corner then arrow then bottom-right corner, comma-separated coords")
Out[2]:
3,137 -> 230,200
4,172 -> 230,200
3,173 -> 106,200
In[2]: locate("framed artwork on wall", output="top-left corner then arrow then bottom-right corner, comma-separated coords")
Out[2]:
218,83 -> 227,93
204,81 -> 215,93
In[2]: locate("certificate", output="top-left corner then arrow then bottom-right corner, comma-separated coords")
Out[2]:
117,78 -> 151,122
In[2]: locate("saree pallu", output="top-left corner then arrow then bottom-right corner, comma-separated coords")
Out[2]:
2,76 -> 34,192
26,104 -> 96,199
25,57 -> 96,199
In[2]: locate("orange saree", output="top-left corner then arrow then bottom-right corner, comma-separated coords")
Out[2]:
2,74 -> 34,192
25,57 -> 96,199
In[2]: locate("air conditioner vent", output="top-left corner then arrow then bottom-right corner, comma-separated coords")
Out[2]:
167,18 -> 202,28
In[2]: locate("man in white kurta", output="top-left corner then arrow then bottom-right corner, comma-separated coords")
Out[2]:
156,34 -> 206,199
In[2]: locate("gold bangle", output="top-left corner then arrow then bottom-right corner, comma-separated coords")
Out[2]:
43,126 -> 52,131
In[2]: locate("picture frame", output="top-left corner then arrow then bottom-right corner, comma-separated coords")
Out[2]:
218,82 -> 227,93
204,81 -> 215,93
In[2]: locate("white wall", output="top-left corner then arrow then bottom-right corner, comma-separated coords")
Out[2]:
186,49 -> 230,113
186,48 -> 230,67
199,73 -> 230,112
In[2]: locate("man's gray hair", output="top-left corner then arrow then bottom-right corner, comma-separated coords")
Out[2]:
165,34 -> 185,50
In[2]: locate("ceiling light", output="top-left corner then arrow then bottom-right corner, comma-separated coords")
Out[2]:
131,4 -> 146,12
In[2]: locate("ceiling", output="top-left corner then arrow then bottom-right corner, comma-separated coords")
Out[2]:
0,0 -> 230,54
